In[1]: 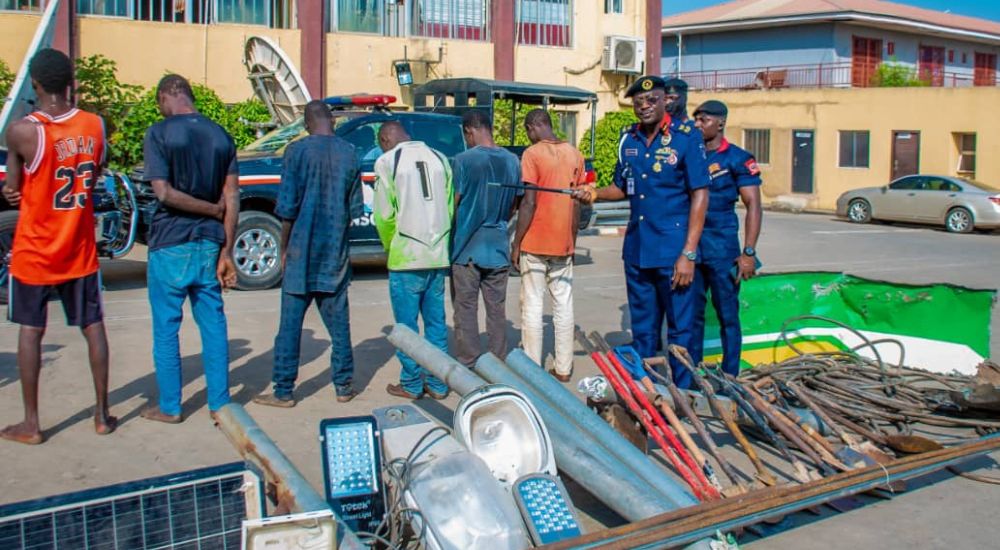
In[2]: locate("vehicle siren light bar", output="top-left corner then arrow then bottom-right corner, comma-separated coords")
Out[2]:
323,95 -> 397,107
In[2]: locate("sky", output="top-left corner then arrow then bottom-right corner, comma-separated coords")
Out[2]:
663,0 -> 1000,22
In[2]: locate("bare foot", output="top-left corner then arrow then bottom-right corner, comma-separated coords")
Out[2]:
95,414 -> 118,435
140,406 -> 182,424
1,422 -> 44,445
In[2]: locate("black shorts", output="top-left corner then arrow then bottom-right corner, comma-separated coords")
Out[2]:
7,272 -> 104,328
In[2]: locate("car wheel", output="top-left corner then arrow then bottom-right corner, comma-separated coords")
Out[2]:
0,210 -> 17,305
945,207 -> 974,234
847,199 -> 872,223
233,211 -> 283,290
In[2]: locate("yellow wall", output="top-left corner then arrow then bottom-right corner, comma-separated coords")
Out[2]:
0,13 -> 40,74
77,18 -> 300,102
689,87 -> 1000,210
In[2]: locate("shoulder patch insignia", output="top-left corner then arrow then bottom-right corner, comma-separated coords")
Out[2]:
745,159 -> 761,175
708,162 -> 721,173
677,122 -> 692,134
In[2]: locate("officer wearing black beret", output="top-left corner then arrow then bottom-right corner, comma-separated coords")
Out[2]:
689,99 -> 763,377
573,77 -> 711,388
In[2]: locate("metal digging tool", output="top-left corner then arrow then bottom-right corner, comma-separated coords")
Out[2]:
644,356 -> 750,496
575,330 -> 714,501
667,346 -> 779,487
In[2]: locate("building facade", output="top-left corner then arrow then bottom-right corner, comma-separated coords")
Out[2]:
688,86 -> 1000,211
662,0 -> 1000,89
1,0 -> 665,142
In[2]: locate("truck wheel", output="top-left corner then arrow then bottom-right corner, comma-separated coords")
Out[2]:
233,211 -> 283,291
0,210 -> 17,305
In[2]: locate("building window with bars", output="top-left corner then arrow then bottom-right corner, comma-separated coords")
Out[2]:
604,0 -> 622,14
135,0 -> 208,24
517,0 -> 572,48
838,130 -> 870,168
955,133 -> 976,177
743,129 -> 770,165
1,0 -> 43,11
216,0 -> 295,27
77,0 -> 129,16
411,0 -> 489,41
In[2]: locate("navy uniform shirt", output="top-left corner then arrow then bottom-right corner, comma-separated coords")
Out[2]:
614,115 -> 711,268
276,135 -> 362,295
699,138 -> 762,263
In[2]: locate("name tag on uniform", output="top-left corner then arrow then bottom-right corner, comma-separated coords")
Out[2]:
625,148 -> 638,157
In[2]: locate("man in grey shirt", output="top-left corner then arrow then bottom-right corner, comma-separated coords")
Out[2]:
450,110 -> 522,366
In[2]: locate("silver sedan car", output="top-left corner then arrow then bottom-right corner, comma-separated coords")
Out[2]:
836,175 -> 1000,233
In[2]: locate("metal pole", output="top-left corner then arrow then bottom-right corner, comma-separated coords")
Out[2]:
503,349 -> 699,508
214,404 -> 365,550
475,354 -> 697,525
387,325 -> 691,525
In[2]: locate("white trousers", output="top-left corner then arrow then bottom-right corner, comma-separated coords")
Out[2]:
519,253 -> 575,375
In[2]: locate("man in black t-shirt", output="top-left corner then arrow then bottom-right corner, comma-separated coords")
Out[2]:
140,74 -> 239,424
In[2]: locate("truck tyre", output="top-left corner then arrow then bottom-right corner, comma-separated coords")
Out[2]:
233,211 -> 283,291
0,210 -> 17,305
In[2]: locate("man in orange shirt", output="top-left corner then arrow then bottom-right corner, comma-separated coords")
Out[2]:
1,49 -> 115,444
511,109 -> 586,382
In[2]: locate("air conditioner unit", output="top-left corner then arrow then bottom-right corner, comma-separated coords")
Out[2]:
603,36 -> 645,74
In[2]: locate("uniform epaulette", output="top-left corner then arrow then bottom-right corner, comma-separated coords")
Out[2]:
676,121 -> 693,134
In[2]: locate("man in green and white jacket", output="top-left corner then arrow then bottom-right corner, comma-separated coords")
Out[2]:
372,121 -> 454,400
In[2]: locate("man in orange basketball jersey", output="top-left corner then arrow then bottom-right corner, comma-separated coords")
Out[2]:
1,49 -> 115,444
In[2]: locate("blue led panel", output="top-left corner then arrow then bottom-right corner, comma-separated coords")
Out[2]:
319,416 -> 386,534
513,474 -> 582,546
0,463 -> 262,550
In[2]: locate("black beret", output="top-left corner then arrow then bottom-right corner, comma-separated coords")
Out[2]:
693,100 -> 728,117
625,76 -> 665,97
663,78 -> 689,94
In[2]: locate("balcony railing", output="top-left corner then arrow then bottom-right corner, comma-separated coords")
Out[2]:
677,62 -> 1000,91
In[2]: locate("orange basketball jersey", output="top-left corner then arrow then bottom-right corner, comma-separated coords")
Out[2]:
10,109 -> 105,285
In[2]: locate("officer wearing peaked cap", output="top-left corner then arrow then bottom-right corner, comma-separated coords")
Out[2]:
573,75 -> 711,389
690,99 -> 763,377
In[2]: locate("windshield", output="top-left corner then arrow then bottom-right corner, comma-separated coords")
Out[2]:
242,114 -> 355,155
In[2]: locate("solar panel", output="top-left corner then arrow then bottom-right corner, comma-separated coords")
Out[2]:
0,462 -> 263,550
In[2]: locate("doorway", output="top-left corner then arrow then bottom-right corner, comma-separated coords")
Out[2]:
792,130 -> 815,194
891,131 -> 921,180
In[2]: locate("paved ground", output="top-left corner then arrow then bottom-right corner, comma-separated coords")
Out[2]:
0,211 -> 997,547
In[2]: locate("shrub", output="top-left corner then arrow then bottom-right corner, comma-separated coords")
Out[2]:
492,99 -> 567,146
74,55 -> 142,136
579,109 -> 637,188
0,59 -> 14,109
110,83 -> 271,171
871,58 -> 929,87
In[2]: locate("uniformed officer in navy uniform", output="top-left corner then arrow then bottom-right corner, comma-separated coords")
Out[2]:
690,100 -> 763,376
574,76 -> 710,389
663,78 -> 690,126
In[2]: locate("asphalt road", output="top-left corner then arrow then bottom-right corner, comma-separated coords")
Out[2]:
0,210 -> 997,547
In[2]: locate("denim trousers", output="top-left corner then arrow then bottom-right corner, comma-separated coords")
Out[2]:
272,287 -> 355,399
388,269 -> 449,395
148,240 -> 230,416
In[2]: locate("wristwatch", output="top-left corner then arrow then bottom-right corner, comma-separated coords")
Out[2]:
683,250 -> 697,262
743,246 -> 756,257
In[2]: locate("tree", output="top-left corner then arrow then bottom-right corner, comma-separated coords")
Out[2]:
0,59 -> 15,110
578,110 -> 637,188
871,58 -> 929,87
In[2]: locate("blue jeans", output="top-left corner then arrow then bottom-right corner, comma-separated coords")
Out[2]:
624,262 -> 698,389
272,288 -> 355,399
389,269 -> 449,395
690,260 -> 743,377
148,240 -> 230,416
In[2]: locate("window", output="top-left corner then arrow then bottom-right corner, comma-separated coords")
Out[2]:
974,53 -> 997,86
604,0 -> 622,14
955,133 -> 976,177
924,177 -> 960,192
77,0 -> 129,16
743,129 -> 770,165
0,0 -> 42,11
411,0 -> 489,40
839,131 -> 869,168
333,0 -> 384,34
135,0 -> 209,24
555,111 -> 577,146
216,0 -> 269,25
517,0 -> 572,48
851,36 -> 882,87
889,176 -> 923,190
918,45 -> 945,86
